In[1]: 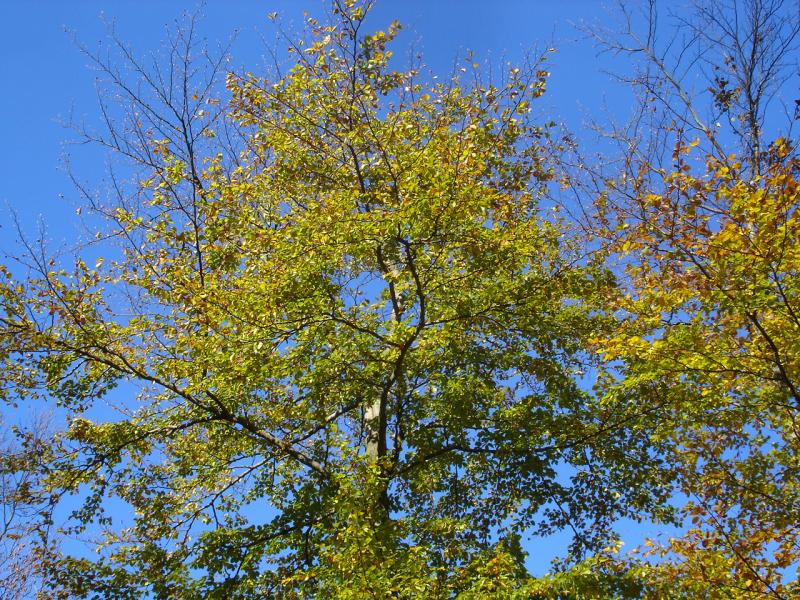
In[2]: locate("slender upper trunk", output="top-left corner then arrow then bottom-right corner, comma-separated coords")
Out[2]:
364,396 -> 386,461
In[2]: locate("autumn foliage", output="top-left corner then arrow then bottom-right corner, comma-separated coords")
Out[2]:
0,1 -> 798,598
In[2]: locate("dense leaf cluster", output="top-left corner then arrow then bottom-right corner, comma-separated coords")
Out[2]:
0,1 -> 798,597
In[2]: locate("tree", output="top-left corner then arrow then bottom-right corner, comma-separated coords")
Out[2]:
578,0 -> 800,595
599,146 -> 800,597
0,414 -> 51,600
0,2 -> 670,597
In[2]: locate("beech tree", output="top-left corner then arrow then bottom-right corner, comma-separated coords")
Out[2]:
577,0 -> 800,596
0,2 -> 670,597
597,146 -> 800,597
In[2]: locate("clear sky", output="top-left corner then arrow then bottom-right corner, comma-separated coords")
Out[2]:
0,0 -> 628,241
0,0 -> 649,577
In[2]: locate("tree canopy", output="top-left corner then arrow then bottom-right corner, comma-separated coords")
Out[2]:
1,0 -> 798,598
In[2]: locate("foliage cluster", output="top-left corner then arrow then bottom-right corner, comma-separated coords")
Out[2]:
1,0 -> 798,597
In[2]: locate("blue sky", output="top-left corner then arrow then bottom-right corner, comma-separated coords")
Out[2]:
0,0 -> 656,579
0,0 -> 627,241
